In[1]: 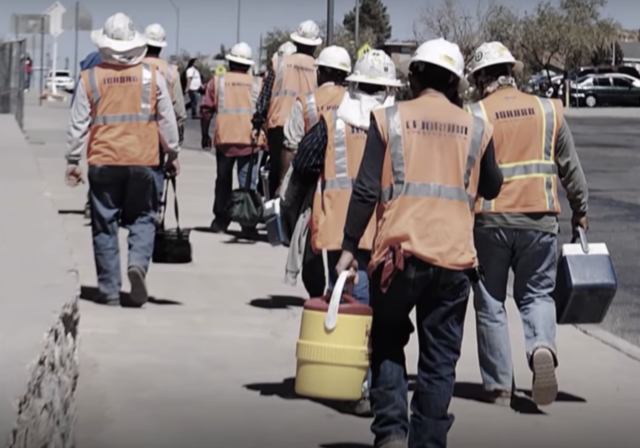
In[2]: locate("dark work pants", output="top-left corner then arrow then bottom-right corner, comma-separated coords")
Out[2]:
369,257 -> 472,448
212,151 -> 259,227
266,126 -> 284,199
301,230 -> 325,298
88,166 -> 158,298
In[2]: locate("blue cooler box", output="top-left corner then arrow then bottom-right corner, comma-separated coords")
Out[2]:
553,228 -> 617,324
264,198 -> 288,246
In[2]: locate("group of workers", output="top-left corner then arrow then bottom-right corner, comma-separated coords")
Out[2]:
64,12 -> 589,448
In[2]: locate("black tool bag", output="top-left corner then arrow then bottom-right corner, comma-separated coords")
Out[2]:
153,177 -> 192,264
226,146 -> 264,228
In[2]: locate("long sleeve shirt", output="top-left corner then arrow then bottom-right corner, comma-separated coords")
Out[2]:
341,114 -> 504,254
474,119 -> 589,234
66,71 -> 180,164
252,66 -> 275,131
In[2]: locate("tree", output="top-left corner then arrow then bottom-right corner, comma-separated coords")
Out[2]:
518,2 -> 566,80
414,0 -> 502,64
317,21 -> 377,60
260,27 -> 293,65
213,44 -> 228,60
343,0 -> 392,47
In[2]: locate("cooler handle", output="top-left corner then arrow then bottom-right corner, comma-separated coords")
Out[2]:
571,227 -> 589,254
325,271 -> 350,332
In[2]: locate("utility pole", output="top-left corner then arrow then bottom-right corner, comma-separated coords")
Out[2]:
354,0 -> 360,49
236,0 -> 241,43
169,0 -> 180,57
326,0 -> 334,46
39,16 -> 45,106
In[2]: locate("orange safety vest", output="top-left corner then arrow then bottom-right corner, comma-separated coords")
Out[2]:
311,111 -> 377,252
213,72 -> 266,147
81,63 -> 159,166
143,56 -> 178,91
371,92 -> 493,272
466,88 -> 562,214
267,53 -> 317,129
298,84 -> 346,132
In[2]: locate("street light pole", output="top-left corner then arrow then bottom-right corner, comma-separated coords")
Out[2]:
327,0 -> 334,46
236,0 -> 241,43
355,0 -> 360,49
169,0 -> 180,57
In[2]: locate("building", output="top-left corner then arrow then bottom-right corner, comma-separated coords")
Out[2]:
617,28 -> 640,43
618,41 -> 640,70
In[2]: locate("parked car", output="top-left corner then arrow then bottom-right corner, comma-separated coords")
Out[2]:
572,66 -> 640,81
45,70 -> 75,92
570,74 -> 640,107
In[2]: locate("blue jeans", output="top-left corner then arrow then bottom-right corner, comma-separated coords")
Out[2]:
327,249 -> 372,399
188,90 -> 200,118
473,227 -> 558,391
88,166 -> 158,298
369,257 -> 471,448
213,151 -> 260,226
327,250 -> 371,305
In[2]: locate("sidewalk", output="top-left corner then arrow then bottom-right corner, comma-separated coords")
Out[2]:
23,96 -> 640,448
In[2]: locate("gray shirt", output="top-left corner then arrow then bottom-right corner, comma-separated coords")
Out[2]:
66,70 -> 180,164
475,119 -> 589,234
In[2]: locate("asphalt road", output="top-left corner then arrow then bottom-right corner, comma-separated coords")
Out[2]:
185,115 -> 640,346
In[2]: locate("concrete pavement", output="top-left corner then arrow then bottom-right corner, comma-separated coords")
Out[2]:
19,98 -> 640,448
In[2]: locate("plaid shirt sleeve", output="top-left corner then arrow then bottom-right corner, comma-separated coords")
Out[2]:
252,67 -> 275,130
292,116 -> 328,175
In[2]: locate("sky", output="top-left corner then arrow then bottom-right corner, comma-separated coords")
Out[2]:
1,0 -> 639,69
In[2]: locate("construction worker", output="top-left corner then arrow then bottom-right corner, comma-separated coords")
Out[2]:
283,45 -> 351,153
143,23 -> 187,205
65,13 -> 180,307
334,38 -> 504,448
200,42 -> 266,237
252,20 -> 321,198
280,45 -> 351,335
293,49 -> 401,417
466,42 -> 589,407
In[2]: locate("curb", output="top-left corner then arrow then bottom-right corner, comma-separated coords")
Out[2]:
575,324 -> 640,363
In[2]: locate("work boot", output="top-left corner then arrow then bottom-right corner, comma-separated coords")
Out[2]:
531,347 -> 558,406
126,266 -> 149,307
481,389 -> 512,407
240,226 -> 259,240
210,219 -> 229,234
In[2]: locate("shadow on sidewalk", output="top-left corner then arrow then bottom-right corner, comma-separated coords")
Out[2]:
246,376 -> 587,418
249,295 -> 305,309
244,377 -> 369,418
320,444 -> 372,448
80,285 -> 183,306
58,209 -> 85,215
192,226 -> 270,244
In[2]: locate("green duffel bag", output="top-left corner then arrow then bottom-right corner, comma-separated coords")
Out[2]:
226,148 -> 264,228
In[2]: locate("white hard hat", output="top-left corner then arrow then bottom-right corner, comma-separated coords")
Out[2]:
409,38 -> 468,91
91,13 -> 147,53
316,45 -> 351,73
277,41 -> 297,56
144,23 -> 167,48
346,49 -> 403,87
290,20 -> 322,47
226,42 -> 254,66
468,41 -> 523,78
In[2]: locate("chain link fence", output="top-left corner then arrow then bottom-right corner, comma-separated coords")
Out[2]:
0,39 -> 26,129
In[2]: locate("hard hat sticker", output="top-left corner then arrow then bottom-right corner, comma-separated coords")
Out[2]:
474,52 -> 483,62
357,44 -> 372,59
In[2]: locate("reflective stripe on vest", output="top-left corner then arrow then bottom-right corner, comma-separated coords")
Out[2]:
467,97 -> 558,211
305,92 -> 319,128
381,104 -> 486,209
323,116 -> 352,191
273,57 -> 301,99
87,63 -> 155,125
217,75 -> 261,115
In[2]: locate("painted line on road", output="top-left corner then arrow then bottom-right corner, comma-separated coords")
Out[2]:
575,324 -> 640,363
